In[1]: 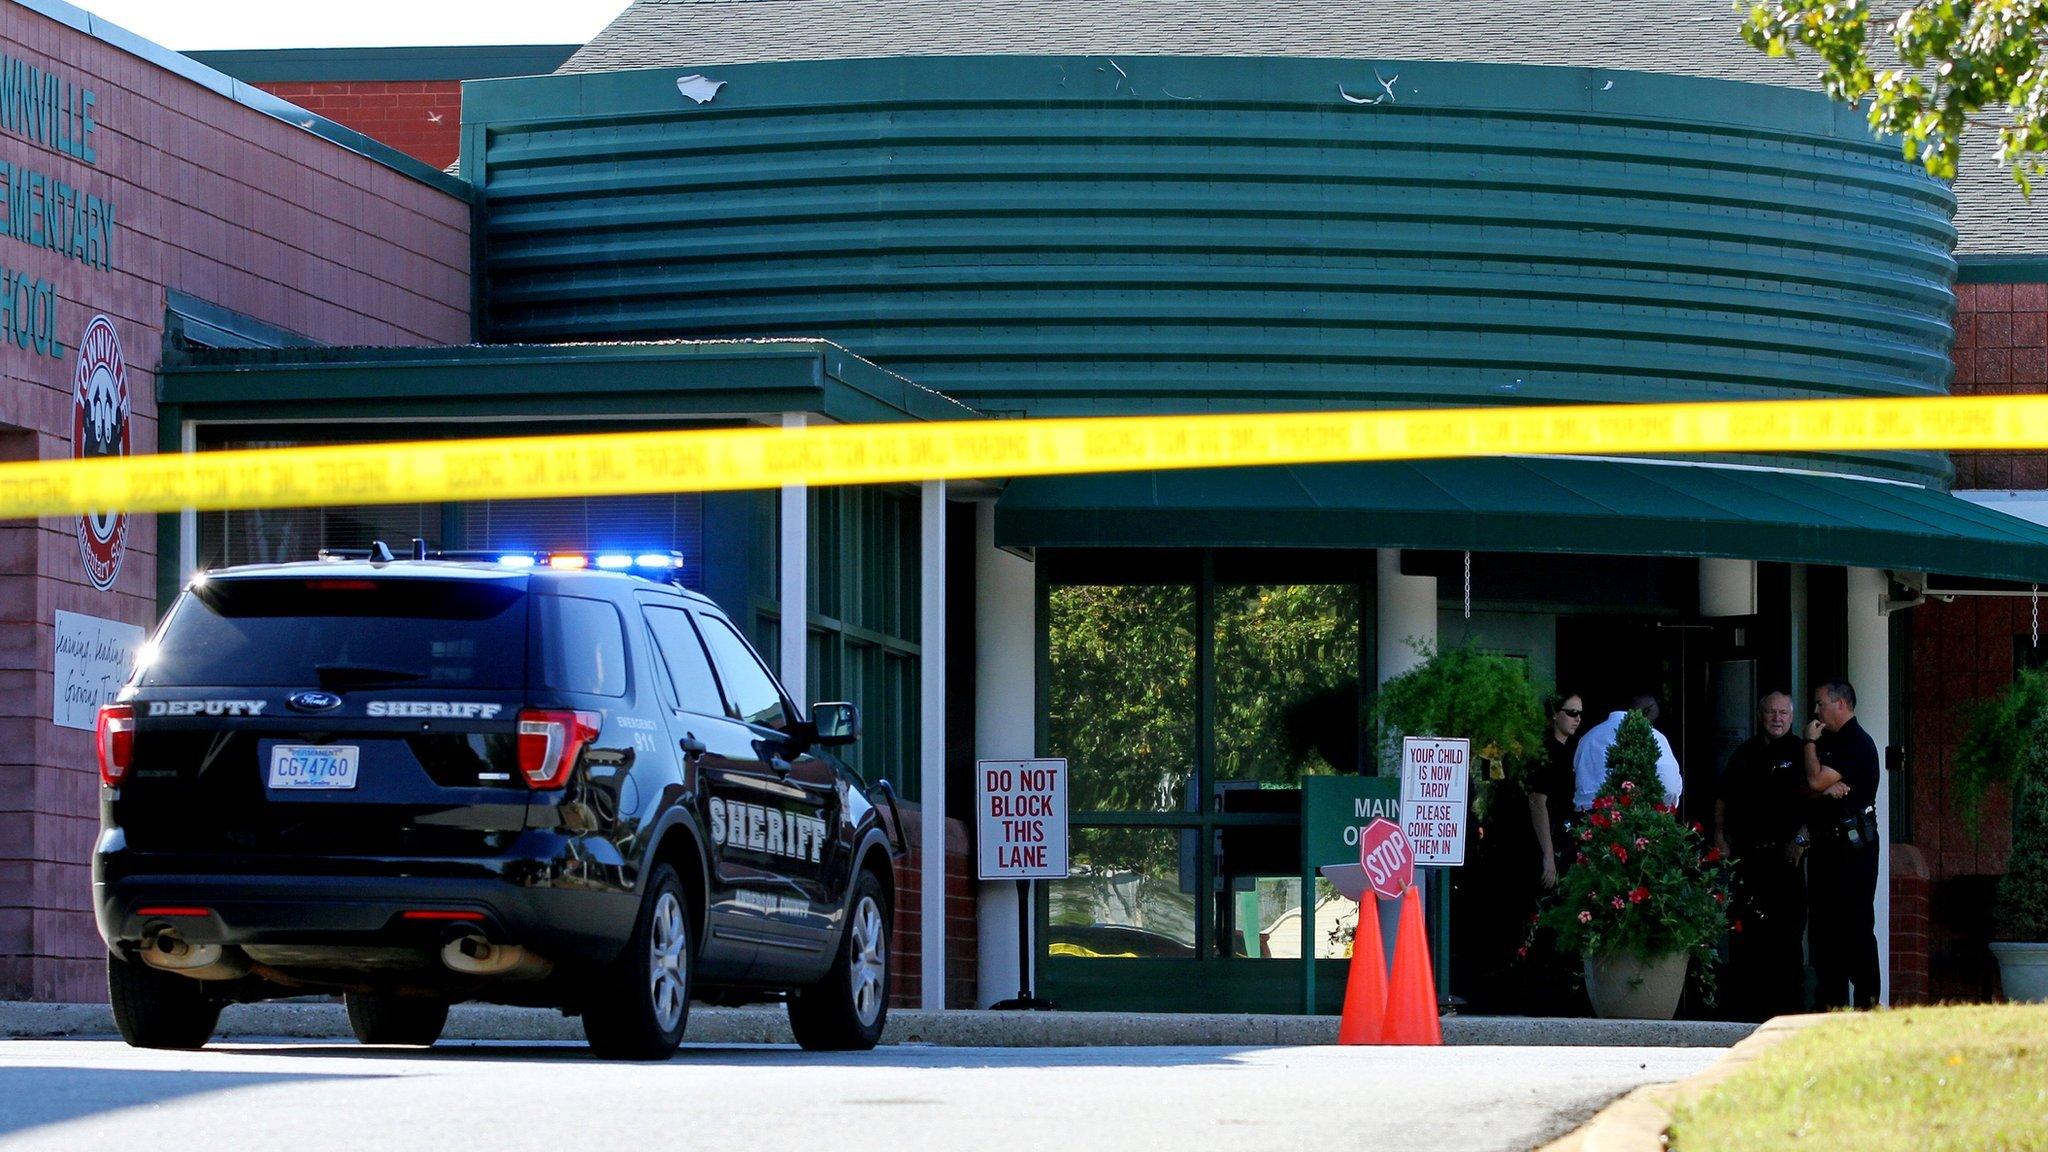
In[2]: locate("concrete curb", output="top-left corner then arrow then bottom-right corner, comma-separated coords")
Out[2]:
1536,1014 -> 1827,1152
1,1000 -> 1755,1049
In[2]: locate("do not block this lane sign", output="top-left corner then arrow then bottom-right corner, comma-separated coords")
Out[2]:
977,759 -> 1069,880
1399,736 -> 1469,866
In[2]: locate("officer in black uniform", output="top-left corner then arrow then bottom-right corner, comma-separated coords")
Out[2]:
1804,678 -> 1883,1010
1714,690 -> 1810,1020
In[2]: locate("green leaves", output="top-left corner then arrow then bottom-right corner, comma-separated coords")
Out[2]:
1742,0 -> 2048,186
1951,666 -> 2048,939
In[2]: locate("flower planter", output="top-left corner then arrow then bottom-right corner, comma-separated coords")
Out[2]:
1583,951 -> 1689,1019
1990,941 -> 2048,1003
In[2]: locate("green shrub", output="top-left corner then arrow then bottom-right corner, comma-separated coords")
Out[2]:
1372,641 -> 1546,812
1954,668 -> 2048,941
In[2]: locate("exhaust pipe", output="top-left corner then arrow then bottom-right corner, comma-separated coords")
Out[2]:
140,933 -> 251,981
440,934 -> 551,980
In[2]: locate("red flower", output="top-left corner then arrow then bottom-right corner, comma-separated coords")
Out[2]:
1516,946 -> 1530,958
1589,812 -> 1611,829
1621,781 -> 1636,793
1690,822 -> 1704,834
1593,796 -> 1614,811
1610,897 -> 1625,910
1634,836 -> 1649,851
1580,829 -> 1594,842
1575,852 -> 1589,865
1712,890 -> 1727,905
1619,793 -> 1633,807
1610,844 -> 1629,863
1730,919 -> 1744,934
1703,848 -> 1722,864
1628,886 -> 1651,904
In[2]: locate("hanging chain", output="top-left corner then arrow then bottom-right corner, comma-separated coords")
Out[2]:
1463,550 -> 1473,620
2033,584 -> 2040,649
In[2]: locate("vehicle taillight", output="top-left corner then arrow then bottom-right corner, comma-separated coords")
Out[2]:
97,704 -> 135,787
516,709 -> 601,789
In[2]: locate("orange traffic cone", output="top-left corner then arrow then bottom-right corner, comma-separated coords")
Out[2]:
1381,884 -> 1442,1045
1336,895 -> 1387,1044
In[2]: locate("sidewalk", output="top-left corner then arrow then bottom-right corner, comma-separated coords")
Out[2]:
2,1001 -> 1756,1048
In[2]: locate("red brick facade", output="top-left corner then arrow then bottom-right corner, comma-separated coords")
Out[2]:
252,81 -> 463,171
1894,278 -> 2048,1002
887,805 -> 979,1010
0,6 -> 469,1001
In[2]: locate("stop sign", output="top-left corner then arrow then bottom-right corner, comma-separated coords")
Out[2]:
1359,817 -> 1414,899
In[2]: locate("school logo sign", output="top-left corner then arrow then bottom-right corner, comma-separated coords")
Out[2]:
72,314 -> 128,591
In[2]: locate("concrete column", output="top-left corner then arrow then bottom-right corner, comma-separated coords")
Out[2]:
919,480 -> 948,1011
973,501 -> 1035,1006
179,421 -> 197,578
1699,558 -> 1757,618
778,413 -> 807,698
1845,566 -> 1891,1006
1788,564 -> 1810,717
1376,549 -> 1437,685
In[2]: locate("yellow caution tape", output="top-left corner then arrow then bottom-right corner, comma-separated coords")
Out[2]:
1,394 -> 2042,519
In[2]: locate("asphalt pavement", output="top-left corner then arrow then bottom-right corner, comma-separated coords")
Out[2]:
0,1038 -> 1721,1152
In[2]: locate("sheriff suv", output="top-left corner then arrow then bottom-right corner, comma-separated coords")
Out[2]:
93,547 -> 899,1060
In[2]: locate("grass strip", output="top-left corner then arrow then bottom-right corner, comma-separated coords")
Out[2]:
1668,1004 -> 2048,1151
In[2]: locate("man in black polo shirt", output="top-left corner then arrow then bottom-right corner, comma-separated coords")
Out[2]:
1804,678 -> 1883,1010
1715,690 -> 1809,1020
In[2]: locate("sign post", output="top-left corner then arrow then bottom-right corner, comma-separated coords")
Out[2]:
1299,775 -> 1401,1012
1399,736 -> 1470,1001
976,758 -> 1068,1010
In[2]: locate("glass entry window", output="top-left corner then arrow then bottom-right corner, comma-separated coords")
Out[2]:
1041,554 -> 1368,1012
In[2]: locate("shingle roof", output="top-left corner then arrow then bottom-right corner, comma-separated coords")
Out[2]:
558,0 -> 2042,256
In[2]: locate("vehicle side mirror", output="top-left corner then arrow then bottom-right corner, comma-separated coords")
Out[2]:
810,701 -> 860,746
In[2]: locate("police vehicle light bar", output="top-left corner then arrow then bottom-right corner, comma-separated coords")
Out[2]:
317,543 -> 687,584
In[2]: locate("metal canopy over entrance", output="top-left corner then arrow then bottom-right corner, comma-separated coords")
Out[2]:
996,457 -> 2048,584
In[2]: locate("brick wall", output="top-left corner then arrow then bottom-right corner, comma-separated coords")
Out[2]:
1891,844 -> 1931,1005
1949,282 -> 2048,489
1894,278 -> 2047,1002
885,804 -> 978,1010
0,5 -> 470,1001
252,81 -> 464,171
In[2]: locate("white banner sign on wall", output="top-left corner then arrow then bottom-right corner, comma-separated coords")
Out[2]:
54,609 -> 144,731
1398,735 -> 1470,866
976,758 -> 1069,880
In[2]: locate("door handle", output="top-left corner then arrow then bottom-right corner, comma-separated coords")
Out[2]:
680,734 -> 708,758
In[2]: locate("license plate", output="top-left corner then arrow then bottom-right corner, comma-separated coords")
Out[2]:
267,745 -> 360,790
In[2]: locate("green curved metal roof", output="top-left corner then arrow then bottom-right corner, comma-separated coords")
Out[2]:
464,55 -> 1958,487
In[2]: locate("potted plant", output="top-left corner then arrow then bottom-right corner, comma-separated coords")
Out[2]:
1372,642 -> 1547,808
1955,668 -> 2048,1002
1540,711 -> 1729,1018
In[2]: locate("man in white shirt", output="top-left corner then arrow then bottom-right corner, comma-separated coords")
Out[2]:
1572,693 -> 1683,809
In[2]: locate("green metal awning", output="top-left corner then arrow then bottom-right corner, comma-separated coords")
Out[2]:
994,457 -> 2048,584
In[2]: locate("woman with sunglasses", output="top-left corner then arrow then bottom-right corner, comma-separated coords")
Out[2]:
1528,692 -> 1584,889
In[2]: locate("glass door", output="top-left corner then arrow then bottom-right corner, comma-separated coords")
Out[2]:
1039,553 -> 1370,1012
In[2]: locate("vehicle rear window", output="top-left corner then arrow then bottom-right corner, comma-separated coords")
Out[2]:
533,594 -> 628,698
142,577 -> 527,690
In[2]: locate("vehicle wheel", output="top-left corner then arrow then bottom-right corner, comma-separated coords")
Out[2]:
583,864 -> 691,1060
789,870 -> 889,1051
108,950 -> 221,1050
345,992 -> 450,1046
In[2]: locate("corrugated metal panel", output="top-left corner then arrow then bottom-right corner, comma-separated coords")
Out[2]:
472,56 -> 1959,485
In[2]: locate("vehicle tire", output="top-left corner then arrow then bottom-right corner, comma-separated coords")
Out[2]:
582,864 -> 691,1060
344,992 -> 450,1046
108,950 -> 221,1051
789,869 -> 890,1051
